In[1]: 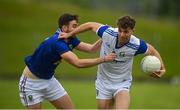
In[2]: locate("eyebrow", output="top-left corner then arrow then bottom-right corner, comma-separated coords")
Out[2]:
120,29 -> 129,32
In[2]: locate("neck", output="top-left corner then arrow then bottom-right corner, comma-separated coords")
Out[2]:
118,36 -> 130,47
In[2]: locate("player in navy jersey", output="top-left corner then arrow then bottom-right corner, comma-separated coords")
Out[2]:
19,13 -> 116,109
59,15 -> 166,109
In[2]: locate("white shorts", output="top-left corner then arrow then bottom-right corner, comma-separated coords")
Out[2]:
95,77 -> 132,99
19,75 -> 67,106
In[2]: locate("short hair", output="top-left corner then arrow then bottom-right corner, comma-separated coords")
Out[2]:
117,16 -> 136,30
58,13 -> 79,29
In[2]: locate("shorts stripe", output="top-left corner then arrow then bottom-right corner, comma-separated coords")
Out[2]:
20,76 -> 25,93
20,76 -> 28,106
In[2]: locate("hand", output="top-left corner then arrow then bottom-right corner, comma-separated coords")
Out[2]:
58,32 -> 69,39
103,53 -> 116,62
149,68 -> 166,78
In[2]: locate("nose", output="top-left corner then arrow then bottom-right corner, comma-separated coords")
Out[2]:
121,32 -> 126,37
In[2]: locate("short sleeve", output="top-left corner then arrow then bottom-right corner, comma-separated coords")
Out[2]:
96,25 -> 109,38
69,37 -> 81,48
55,41 -> 70,55
135,40 -> 148,55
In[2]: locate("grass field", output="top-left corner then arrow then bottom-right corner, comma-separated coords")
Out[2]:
0,79 -> 180,109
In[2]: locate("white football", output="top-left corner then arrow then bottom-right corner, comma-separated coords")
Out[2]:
141,56 -> 161,73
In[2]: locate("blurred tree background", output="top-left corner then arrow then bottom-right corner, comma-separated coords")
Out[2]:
0,0 -> 179,80
57,0 -> 180,18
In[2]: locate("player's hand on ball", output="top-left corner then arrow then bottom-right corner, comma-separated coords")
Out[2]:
150,67 -> 166,78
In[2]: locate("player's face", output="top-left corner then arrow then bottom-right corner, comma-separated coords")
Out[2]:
67,20 -> 78,32
118,27 -> 134,42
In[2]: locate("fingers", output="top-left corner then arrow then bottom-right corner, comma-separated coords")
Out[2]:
109,53 -> 116,60
58,32 -> 68,39
104,53 -> 116,62
109,53 -> 116,57
155,69 -> 165,73
150,73 -> 160,78
150,69 -> 165,78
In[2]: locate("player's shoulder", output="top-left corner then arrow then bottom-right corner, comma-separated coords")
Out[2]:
103,26 -> 118,37
129,35 -> 141,45
106,26 -> 118,33
96,25 -> 118,38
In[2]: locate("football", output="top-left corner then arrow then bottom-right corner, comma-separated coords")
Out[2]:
141,55 -> 161,73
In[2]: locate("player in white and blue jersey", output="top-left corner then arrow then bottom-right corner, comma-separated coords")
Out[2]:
19,13 -> 116,109
59,15 -> 166,109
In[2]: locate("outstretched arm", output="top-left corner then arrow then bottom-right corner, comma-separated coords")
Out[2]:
59,22 -> 102,39
75,39 -> 102,53
146,43 -> 166,78
60,51 -> 116,68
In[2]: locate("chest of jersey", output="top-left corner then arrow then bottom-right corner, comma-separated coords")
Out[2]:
101,38 -> 137,63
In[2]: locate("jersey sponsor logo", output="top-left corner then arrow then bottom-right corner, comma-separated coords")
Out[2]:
69,44 -> 73,50
119,52 -> 125,57
113,60 -> 126,63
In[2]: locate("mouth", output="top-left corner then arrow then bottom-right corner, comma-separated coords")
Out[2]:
121,37 -> 127,40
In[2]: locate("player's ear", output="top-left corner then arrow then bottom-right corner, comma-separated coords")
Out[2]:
132,28 -> 135,32
62,25 -> 68,32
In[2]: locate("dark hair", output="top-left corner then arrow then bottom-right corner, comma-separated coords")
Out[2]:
117,16 -> 136,29
58,13 -> 78,29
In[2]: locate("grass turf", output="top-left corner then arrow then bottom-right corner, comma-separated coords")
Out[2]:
0,79 -> 179,109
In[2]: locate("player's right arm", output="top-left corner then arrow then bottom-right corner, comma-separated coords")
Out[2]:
59,22 -> 102,39
145,43 -> 166,78
75,39 -> 102,53
135,39 -> 165,78
60,51 -> 116,68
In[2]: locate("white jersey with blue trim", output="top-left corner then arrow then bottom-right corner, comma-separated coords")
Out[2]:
96,25 -> 148,82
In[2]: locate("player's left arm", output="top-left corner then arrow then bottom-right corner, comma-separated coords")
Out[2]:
59,22 -> 102,39
75,39 -> 102,53
145,43 -> 166,78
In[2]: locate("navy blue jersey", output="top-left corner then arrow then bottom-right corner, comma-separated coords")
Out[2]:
25,30 -> 80,79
